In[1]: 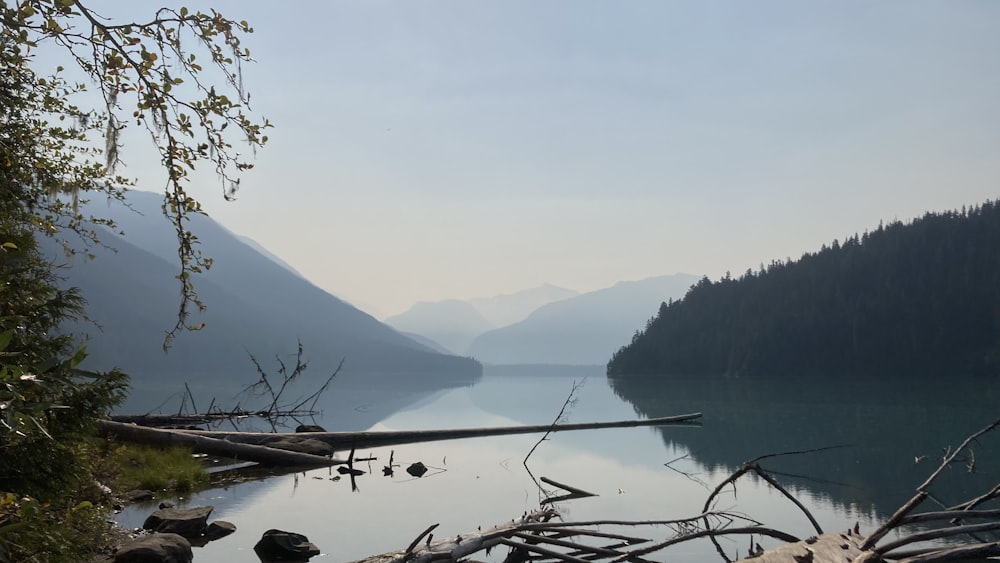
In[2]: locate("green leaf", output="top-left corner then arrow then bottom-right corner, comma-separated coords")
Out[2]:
71,500 -> 93,512
67,346 -> 87,369
0,330 -> 12,353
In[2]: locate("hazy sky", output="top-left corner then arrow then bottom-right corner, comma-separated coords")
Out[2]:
91,1 -> 999,318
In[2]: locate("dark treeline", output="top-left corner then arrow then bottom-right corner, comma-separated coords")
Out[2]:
608,200 -> 1000,378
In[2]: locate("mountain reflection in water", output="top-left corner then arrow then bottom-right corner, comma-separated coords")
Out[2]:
117,366 -> 999,562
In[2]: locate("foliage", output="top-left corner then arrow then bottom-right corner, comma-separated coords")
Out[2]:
1,2 -> 267,560
1,0 -> 271,341
0,207 -> 128,561
103,443 -> 208,493
608,201 -> 1000,378
0,492 -> 119,563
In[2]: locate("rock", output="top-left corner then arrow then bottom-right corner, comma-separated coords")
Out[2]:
407,462 -> 428,477
254,529 -> 321,560
205,520 -> 237,541
295,424 -> 326,433
158,502 -> 174,510
142,506 -> 214,539
115,533 -> 192,563
124,490 -> 156,503
189,520 -> 238,547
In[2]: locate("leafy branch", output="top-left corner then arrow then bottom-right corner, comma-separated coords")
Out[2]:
2,1 -> 272,345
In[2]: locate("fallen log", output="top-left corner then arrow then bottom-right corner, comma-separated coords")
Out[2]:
343,417 -> 1000,563
97,420 -> 349,467
167,412 -> 703,450
736,531 -> 865,563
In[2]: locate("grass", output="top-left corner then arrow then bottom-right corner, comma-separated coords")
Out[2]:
1,440 -> 211,562
104,443 -> 210,493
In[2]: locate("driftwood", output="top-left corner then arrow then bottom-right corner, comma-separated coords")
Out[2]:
349,508 -> 560,563
346,417 -> 1000,563
97,420 -> 348,467
99,413 -> 700,473
737,530 -> 865,563
168,412 -> 703,451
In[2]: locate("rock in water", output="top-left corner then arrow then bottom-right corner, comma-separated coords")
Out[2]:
254,529 -> 321,560
115,533 -> 192,563
142,506 -> 214,538
205,520 -> 237,541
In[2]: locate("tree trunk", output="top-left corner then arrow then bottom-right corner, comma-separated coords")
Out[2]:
97,420 -> 347,467
171,413 -> 703,450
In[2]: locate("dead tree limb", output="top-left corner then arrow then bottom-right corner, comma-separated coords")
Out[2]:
348,508 -> 558,563
860,491 -> 929,551
751,466 -> 823,536
874,521 -> 1000,556
613,527 -> 802,562
171,413 -> 703,450
97,420 -> 348,467
540,476 -> 597,505
524,379 -> 583,465
898,508 -> 1000,525
497,536 -> 594,563
885,541 -> 1000,563
915,417 -> 1000,493
948,483 -> 1000,512
698,447 -> 840,561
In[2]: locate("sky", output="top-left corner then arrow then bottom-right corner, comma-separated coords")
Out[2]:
74,1 -> 1000,318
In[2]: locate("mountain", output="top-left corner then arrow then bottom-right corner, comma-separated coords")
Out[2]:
51,191 -> 481,406
384,300 -> 494,355
384,284 -> 579,355
236,234 -> 304,278
467,283 -> 579,327
466,274 -> 699,365
608,201 -> 1000,378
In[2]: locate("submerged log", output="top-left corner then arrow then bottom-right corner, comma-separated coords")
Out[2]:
170,412 -> 703,450
97,420 -> 348,467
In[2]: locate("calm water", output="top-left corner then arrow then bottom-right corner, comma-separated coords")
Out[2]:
118,366 -> 1000,562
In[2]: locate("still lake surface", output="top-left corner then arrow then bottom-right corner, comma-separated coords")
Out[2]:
119,365 -> 1000,562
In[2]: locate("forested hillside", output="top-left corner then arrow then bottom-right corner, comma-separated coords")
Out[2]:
607,201 -> 1000,378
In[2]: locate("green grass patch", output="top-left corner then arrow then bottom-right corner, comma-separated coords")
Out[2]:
107,443 -> 209,493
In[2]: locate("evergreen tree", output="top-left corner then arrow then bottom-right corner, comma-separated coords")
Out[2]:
608,203 -> 1000,379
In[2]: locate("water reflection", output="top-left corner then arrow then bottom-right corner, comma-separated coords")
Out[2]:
609,373 -> 1000,516
116,367 -> 998,562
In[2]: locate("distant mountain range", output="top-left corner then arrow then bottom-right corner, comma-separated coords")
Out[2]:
467,274 -> 699,365
466,284 -> 580,327
383,284 -> 579,355
48,190 -> 481,410
385,274 -> 698,365
384,300 -> 495,355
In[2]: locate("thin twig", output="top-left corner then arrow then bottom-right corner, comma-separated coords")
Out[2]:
750,466 -> 823,535
524,379 -> 584,465
404,523 -> 439,556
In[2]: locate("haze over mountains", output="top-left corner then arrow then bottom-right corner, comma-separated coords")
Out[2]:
48,190 -> 705,408
48,190 -> 481,413
467,274 -> 699,365
383,284 -> 578,355
385,274 -> 699,365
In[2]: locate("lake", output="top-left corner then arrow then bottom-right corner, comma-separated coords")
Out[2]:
117,365 -> 1000,562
